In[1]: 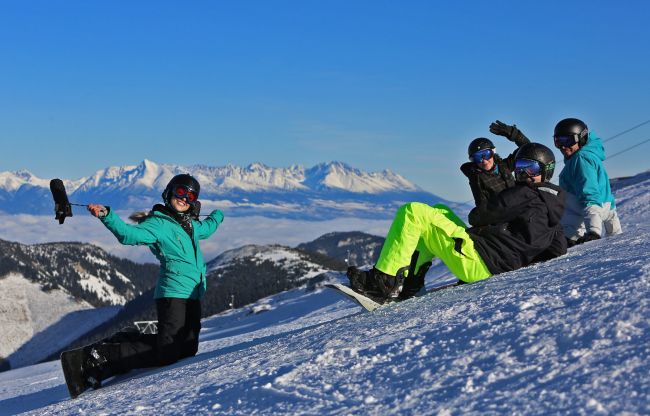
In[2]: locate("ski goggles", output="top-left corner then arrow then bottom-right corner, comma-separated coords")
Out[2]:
514,158 -> 543,178
172,185 -> 198,203
553,134 -> 579,149
470,148 -> 494,164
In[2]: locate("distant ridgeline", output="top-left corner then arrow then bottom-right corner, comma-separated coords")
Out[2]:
0,160 -> 467,220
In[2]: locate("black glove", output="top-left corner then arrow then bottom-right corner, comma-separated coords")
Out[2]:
576,231 -> 600,244
575,231 -> 601,245
489,120 -> 530,146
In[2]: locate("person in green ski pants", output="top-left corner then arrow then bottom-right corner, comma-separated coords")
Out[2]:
347,143 -> 567,302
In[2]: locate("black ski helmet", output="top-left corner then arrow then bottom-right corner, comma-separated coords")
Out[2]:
467,137 -> 495,157
162,174 -> 201,205
554,118 -> 589,147
515,143 -> 556,182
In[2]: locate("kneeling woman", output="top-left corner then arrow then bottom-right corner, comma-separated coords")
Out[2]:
61,174 -> 224,398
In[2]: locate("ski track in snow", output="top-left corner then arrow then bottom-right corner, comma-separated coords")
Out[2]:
0,175 -> 649,415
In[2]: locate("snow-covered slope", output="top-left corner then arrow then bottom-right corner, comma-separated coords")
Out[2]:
0,171 -> 648,415
0,240 -> 158,307
0,273 -> 120,371
0,160 -> 463,220
0,240 -> 158,372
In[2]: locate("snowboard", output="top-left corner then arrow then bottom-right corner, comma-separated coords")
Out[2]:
327,281 -> 464,312
325,283 -> 384,312
60,348 -> 90,399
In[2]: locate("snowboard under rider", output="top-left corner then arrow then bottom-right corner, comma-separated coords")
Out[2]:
347,143 -> 567,302
61,174 -> 224,398
461,120 -> 530,226
553,118 -> 622,246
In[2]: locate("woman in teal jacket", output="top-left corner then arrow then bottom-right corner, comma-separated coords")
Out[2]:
554,118 -> 622,245
61,174 -> 224,398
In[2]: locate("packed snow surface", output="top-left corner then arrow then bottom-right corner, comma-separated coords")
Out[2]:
0,172 -> 648,415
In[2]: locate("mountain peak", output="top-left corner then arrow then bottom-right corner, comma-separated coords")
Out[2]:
304,161 -> 418,193
0,169 -> 49,191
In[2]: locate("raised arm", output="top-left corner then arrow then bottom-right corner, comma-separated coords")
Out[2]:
91,205 -> 158,246
194,209 -> 225,240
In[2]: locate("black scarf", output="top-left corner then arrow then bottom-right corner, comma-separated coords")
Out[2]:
152,204 -> 194,238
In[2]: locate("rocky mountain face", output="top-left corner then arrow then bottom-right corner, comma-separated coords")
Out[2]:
0,239 -> 159,371
0,160 -> 462,219
296,231 -> 385,268
0,239 -> 159,307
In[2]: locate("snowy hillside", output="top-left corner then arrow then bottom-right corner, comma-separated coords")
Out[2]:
0,240 -> 158,307
0,240 -> 158,372
0,160 -> 463,220
0,170 -> 648,415
0,273 -> 119,372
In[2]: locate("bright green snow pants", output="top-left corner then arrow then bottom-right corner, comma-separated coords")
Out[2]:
375,203 -> 492,283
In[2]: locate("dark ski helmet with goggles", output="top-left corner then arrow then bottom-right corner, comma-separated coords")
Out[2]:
468,137 -> 495,157
468,137 -> 496,164
162,174 -> 200,207
514,143 -> 556,183
553,118 -> 588,149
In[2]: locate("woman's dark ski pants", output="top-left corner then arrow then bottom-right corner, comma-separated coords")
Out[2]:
107,297 -> 202,373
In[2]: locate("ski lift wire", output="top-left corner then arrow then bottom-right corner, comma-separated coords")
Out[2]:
605,137 -> 650,161
604,119 -> 650,143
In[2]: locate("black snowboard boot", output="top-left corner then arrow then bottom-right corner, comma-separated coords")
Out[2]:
399,261 -> 432,300
61,342 -> 121,398
347,266 -> 379,294
347,266 -> 407,300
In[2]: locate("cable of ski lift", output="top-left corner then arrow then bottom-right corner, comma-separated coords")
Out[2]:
603,119 -> 650,143
605,137 -> 650,161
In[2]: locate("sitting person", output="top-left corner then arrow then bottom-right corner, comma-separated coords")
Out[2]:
461,120 -> 530,225
348,143 -> 567,302
553,118 -> 622,246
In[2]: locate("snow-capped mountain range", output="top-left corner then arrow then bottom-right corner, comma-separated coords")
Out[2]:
0,160 -> 463,219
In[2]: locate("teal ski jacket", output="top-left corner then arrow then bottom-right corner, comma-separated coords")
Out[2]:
100,207 -> 224,299
559,132 -> 616,208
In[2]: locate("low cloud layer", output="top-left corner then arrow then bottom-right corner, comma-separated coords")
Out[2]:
0,212 -> 391,264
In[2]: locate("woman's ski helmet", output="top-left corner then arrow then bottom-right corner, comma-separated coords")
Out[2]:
162,174 -> 201,206
467,137 -> 495,157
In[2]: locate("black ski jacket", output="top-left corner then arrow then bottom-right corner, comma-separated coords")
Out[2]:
467,182 -> 567,275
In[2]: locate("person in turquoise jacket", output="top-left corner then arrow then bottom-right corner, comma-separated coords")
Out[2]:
554,118 -> 622,246
60,174 -> 224,398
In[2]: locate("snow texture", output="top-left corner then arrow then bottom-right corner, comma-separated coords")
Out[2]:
0,171 -> 648,415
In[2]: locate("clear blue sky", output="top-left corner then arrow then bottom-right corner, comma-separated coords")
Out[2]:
1,0 -> 649,201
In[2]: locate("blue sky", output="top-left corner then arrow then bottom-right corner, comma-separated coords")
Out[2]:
1,0 -> 649,201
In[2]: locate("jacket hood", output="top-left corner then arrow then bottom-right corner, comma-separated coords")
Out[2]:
568,132 -> 605,162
